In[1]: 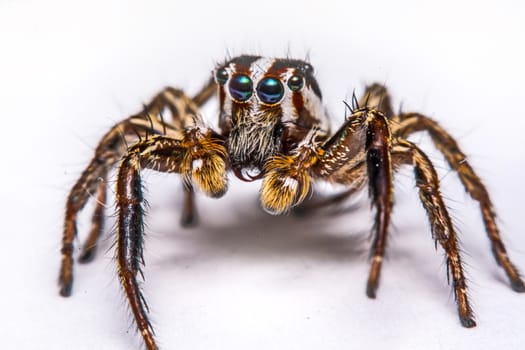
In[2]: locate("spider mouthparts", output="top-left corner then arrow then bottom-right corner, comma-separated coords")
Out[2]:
233,166 -> 263,182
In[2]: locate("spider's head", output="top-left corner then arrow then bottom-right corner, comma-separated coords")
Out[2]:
214,55 -> 330,177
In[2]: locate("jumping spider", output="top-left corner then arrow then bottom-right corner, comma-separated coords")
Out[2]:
59,55 -> 524,350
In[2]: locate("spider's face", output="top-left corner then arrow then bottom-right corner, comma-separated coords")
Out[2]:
214,55 -> 330,176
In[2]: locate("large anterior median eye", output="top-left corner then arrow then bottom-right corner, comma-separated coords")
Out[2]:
229,74 -> 253,101
257,77 -> 284,104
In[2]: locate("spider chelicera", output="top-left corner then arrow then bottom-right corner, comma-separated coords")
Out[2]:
59,55 -> 524,350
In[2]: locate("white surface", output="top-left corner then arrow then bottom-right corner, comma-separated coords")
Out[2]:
1,1 -> 524,349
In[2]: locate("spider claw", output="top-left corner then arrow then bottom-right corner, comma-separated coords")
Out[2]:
510,278 -> 525,293
78,248 -> 97,264
180,211 -> 198,227
58,256 -> 74,297
58,277 -> 73,297
460,316 -> 477,328
366,283 -> 378,299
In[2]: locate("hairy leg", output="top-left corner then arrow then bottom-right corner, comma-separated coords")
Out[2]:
363,112 -> 394,298
394,112 -> 524,292
59,84 -> 214,296
358,83 -> 395,119
393,140 -> 476,327
310,108 -> 395,298
60,121 -> 127,296
78,174 -> 107,263
115,131 -> 227,350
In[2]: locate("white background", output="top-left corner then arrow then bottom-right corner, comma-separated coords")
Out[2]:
1,0 -> 524,349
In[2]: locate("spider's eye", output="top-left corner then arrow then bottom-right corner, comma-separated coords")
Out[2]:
257,77 -> 284,104
229,74 -> 253,101
215,68 -> 229,85
287,75 -> 304,91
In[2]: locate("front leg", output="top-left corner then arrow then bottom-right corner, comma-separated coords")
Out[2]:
362,112 -> 394,298
116,131 -> 227,350
312,108 -> 395,298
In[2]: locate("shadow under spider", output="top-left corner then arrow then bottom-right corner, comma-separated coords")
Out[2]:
149,195 -> 373,268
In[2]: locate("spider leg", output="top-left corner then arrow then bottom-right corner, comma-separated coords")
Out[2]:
394,113 -> 525,292
192,77 -> 216,106
150,82 -> 216,226
60,120 -> 131,296
180,183 -> 198,226
78,174 -> 107,263
358,83 -> 395,119
309,108 -> 395,298
363,113 -> 394,298
392,139 -> 476,327
59,85 -> 214,296
115,132 -> 227,350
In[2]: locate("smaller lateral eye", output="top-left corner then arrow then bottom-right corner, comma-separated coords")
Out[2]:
215,68 -> 229,85
287,75 -> 304,91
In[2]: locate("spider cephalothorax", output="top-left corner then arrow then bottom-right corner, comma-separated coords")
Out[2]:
59,55 -> 524,350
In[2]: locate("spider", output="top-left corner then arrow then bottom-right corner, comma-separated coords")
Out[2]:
59,55 -> 524,350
